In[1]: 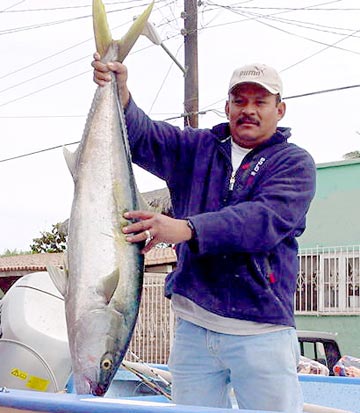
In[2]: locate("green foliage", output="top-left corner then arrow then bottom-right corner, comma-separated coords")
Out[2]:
30,223 -> 67,253
0,249 -> 31,257
343,150 -> 360,160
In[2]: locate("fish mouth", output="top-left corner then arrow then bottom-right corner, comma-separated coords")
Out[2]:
75,373 -> 107,396
82,374 -> 107,396
91,382 -> 107,397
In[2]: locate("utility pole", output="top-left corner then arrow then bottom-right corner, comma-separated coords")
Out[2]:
183,0 -> 199,128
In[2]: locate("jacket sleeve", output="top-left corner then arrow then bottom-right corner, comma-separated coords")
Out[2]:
124,97 -> 197,182
188,147 -> 316,255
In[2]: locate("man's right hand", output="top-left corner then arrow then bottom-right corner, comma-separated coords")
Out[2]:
91,52 -> 131,108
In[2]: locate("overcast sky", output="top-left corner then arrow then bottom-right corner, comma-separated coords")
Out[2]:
1,0 -> 360,253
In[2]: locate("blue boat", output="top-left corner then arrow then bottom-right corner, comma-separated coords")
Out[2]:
0,366 -> 359,413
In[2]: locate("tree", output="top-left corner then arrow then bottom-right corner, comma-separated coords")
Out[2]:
30,223 -> 67,253
343,150 -> 360,160
0,249 -> 31,257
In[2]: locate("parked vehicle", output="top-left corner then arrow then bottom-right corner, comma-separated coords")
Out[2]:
297,330 -> 342,375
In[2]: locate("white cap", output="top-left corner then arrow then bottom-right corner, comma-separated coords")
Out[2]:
228,63 -> 283,96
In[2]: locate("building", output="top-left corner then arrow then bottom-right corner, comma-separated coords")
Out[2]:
296,159 -> 360,356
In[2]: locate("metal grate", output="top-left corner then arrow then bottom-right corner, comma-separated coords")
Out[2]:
296,246 -> 360,315
127,272 -> 173,364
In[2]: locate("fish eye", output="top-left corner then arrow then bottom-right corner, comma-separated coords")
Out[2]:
101,358 -> 113,370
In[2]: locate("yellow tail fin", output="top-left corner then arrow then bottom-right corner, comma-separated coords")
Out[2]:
93,0 -> 154,61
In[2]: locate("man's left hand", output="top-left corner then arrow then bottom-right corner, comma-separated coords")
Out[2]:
122,211 -> 192,253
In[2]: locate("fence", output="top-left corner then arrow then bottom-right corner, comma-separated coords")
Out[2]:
127,272 -> 173,364
128,246 -> 360,363
296,245 -> 360,315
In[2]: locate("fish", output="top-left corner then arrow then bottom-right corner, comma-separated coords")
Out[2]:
47,0 -> 154,396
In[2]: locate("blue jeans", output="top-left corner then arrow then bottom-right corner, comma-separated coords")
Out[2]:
168,319 -> 303,412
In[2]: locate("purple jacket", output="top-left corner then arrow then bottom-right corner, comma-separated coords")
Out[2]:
125,98 -> 316,327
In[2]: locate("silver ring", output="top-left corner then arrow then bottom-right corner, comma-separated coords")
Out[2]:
144,229 -> 153,245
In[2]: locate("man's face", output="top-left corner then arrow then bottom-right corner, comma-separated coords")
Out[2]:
225,83 -> 286,148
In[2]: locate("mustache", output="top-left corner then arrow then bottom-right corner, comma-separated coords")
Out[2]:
236,116 -> 260,126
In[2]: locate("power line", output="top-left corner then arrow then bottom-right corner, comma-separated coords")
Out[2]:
0,114 -> 85,118
283,84 -> 360,100
231,8 -> 360,71
0,37 -> 180,108
220,4 -> 360,11
0,141 -> 79,163
0,2 -> 179,106
0,55 -> 90,95
0,0 -> 171,36
0,0 -> 357,121
1,0 -> 25,12
206,0 -> 360,58
241,8 -> 360,39
0,38 -> 170,108
0,0 -> 176,88
280,25 -> 360,72
0,15 -> 91,36
0,37 -> 166,108
0,38 -> 92,81
201,82 -> 360,118
2,82 -> 360,164
1,2 -> 359,125
0,70 -> 89,109
148,42 -> 183,115
0,0 -> 153,13
1,0 -> 356,103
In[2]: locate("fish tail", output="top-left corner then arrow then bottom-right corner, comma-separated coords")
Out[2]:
116,2 -> 154,62
93,0 -> 154,62
93,0 -> 112,58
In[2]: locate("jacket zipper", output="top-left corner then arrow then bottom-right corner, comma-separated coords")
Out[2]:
229,170 -> 236,191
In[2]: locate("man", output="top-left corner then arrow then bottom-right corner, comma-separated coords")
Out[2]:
93,58 -> 316,412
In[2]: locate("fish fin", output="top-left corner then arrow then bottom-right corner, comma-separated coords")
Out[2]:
93,0 -> 113,58
98,269 -> 120,304
47,264 -> 68,297
116,2 -> 154,62
63,146 -> 79,179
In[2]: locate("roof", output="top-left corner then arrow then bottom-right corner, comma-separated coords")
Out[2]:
144,247 -> 177,265
0,252 -> 65,273
142,187 -> 172,215
0,247 -> 177,273
297,330 -> 338,340
316,158 -> 360,170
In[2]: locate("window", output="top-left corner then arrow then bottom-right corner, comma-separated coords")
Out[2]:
300,341 -> 327,367
296,246 -> 360,314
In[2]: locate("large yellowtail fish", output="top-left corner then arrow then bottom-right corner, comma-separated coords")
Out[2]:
48,0 -> 153,396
